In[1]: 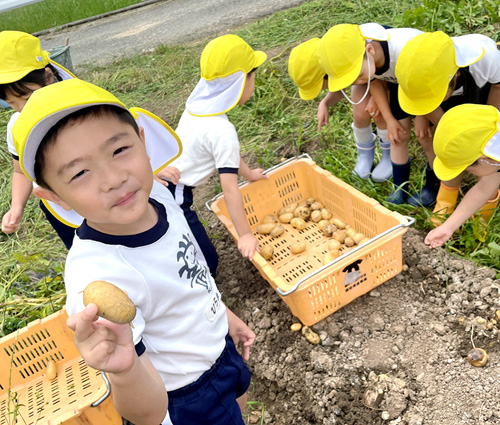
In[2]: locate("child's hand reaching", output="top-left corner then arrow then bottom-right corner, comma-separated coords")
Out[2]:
154,166 -> 181,187
317,100 -> 330,131
424,224 -> 453,249
238,232 -> 259,261
1,208 -> 22,234
247,168 -> 268,182
226,308 -> 256,361
67,304 -> 136,374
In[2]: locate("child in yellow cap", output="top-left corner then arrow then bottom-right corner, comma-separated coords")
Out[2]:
160,34 -> 268,274
0,31 -> 77,247
12,78 -> 255,425
396,31 -> 500,223
424,104 -> 500,248
287,29 -> 391,183
317,23 -> 441,207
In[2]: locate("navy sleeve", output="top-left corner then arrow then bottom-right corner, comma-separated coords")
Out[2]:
218,167 -> 239,174
135,339 -> 146,356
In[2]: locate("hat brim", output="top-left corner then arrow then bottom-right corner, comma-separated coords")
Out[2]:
298,78 -> 324,100
327,57 -> 363,92
433,155 -> 471,181
253,50 -> 267,69
398,83 -> 449,116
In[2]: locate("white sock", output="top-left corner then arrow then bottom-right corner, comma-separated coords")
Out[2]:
352,123 -> 374,145
377,128 -> 389,144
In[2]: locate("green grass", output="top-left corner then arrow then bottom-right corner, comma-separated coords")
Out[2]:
1,0 -> 500,335
0,0 -> 140,34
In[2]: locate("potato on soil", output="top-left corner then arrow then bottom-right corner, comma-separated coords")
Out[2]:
321,208 -> 332,220
317,220 -> 330,231
278,213 -> 294,223
83,280 -> 136,324
322,224 -> 337,237
261,214 -> 278,224
270,224 -> 285,237
290,217 -> 307,230
467,348 -> 487,367
302,326 -> 320,345
310,201 -> 324,211
260,245 -> 274,260
290,323 -> 303,332
310,210 -> 322,223
328,239 -> 341,250
293,206 -> 311,220
256,223 -> 276,234
331,218 -> 346,229
290,241 -> 306,254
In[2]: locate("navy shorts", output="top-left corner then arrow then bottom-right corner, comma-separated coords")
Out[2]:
167,334 -> 251,425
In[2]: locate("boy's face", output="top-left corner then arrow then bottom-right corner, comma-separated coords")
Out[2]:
5,83 -> 42,112
352,53 -> 376,86
41,112 -> 156,235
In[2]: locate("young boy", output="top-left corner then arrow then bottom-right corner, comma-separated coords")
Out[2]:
0,30 -> 76,247
317,24 -> 440,206
424,104 -> 500,248
12,79 -> 255,425
158,34 -> 268,276
287,29 -> 392,182
395,31 -> 500,223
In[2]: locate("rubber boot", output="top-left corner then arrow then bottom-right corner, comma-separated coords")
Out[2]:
431,183 -> 459,227
478,190 -> 500,222
386,159 -> 411,205
371,139 -> 392,182
407,162 -> 440,207
353,137 -> 375,180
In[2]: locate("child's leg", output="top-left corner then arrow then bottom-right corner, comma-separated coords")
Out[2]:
387,118 -> 412,204
236,391 -> 248,414
431,176 -> 463,227
351,85 -> 375,180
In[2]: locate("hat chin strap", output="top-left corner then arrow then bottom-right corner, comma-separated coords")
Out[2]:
341,51 -> 371,105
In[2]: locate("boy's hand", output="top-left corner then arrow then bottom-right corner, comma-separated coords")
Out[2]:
247,168 -> 268,182
317,101 -> 330,131
67,304 -> 135,374
414,116 -> 433,139
154,166 -> 181,187
424,225 -> 453,249
237,233 -> 259,261
365,97 -> 380,118
2,208 -> 23,234
386,118 -> 407,145
227,311 -> 256,361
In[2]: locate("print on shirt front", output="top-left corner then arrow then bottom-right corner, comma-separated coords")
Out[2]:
177,233 -> 213,292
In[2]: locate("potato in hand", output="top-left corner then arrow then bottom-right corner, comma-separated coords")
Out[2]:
83,281 -> 136,324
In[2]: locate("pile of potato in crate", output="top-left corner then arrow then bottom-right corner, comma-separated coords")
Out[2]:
255,197 -> 370,263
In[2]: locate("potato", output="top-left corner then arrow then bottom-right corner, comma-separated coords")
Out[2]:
278,203 -> 298,215
352,232 -> 366,245
302,326 -> 321,345
278,213 -> 294,223
290,217 -> 307,230
256,223 -> 276,234
310,201 -> 324,211
46,360 -> 57,381
290,241 -> 306,254
270,224 -> 285,238
322,224 -> 337,237
261,214 -> 278,224
260,245 -> 274,260
305,197 -> 316,206
321,208 -> 332,220
322,250 -> 340,265
293,206 -> 311,220
344,236 -> 355,247
332,230 -> 347,243
317,220 -> 330,231
331,218 -> 346,229
290,322 -> 303,332
328,239 -> 341,250
310,210 -> 322,223
83,281 -> 136,324
346,227 -> 356,238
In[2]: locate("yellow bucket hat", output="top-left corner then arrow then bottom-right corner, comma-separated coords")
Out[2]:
396,31 -> 485,116
187,34 -> 267,116
0,31 -> 50,84
12,78 -> 182,183
317,23 -> 389,92
433,104 -> 500,181
288,38 -> 323,100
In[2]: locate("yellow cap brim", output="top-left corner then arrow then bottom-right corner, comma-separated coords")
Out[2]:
253,50 -> 267,69
433,156 -> 471,181
398,83 -> 449,116
327,57 -> 363,92
298,78 -> 323,100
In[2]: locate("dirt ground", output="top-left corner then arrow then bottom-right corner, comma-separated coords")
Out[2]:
195,169 -> 500,425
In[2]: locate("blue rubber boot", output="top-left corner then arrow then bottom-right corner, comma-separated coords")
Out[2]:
408,162 -> 440,207
387,159 -> 411,205
371,140 -> 392,182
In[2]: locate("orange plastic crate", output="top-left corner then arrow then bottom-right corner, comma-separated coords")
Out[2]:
209,156 -> 413,326
0,309 -> 121,425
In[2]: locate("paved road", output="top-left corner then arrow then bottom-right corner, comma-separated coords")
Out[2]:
39,0 -> 307,68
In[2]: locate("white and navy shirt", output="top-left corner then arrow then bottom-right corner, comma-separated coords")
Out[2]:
65,181 -> 228,392
171,110 -> 240,187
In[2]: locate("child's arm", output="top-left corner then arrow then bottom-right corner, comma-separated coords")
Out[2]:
67,304 -> 168,425
239,158 -> 268,182
487,84 -> 500,110
369,79 -> 406,144
425,173 -> 500,248
225,306 -> 255,361
2,160 -> 33,234
317,91 -> 344,131
220,173 -> 259,260
153,166 -> 181,187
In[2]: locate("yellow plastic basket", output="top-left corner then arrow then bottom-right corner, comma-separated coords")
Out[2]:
0,309 -> 121,425
208,155 -> 413,326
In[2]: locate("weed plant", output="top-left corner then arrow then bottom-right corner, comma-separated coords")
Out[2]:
1,0 -> 500,337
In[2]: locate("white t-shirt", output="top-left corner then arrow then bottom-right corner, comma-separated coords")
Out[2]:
374,28 -> 423,83
65,181 -> 229,393
6,111 -> 19,157
453,34 -> 500,89
171,110 -> 240,187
